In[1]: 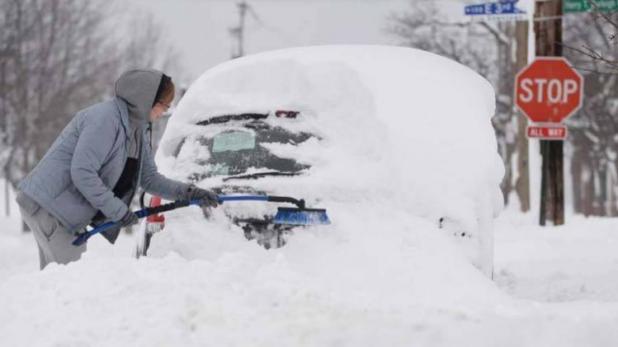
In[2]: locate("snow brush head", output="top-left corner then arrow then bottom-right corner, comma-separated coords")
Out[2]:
273,207 -> 331,226
214,195 -> 331,226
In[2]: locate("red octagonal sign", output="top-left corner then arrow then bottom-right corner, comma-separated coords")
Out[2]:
515,57 -> 583,123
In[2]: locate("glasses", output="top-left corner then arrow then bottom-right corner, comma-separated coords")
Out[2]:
158,101 -> 172,110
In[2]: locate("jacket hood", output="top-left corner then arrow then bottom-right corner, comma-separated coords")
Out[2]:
114,69 -> 163,123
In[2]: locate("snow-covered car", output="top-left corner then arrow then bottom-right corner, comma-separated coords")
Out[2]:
152,45 -> 504,276
157,110 -> 321,248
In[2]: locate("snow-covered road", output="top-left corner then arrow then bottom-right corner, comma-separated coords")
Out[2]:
495,210 -> 618,303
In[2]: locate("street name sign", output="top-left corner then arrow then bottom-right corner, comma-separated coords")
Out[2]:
464,0 -> 528,21
564,0 -> 618,13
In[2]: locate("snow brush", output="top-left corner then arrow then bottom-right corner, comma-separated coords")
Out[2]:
218,195 -> 331,226
72,195 -> 330,246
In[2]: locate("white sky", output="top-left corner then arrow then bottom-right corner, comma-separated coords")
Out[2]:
122,0 -> 518,83
125,0 -> 415,83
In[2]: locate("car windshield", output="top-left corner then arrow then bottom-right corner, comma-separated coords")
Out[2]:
174,117 -> 315,181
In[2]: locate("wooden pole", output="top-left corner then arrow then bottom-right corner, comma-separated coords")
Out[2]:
535,0 -> 565,226
515,20 -> 531,212
539,141 -> 548,225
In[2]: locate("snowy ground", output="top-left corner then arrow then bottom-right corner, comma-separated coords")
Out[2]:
2,185 -> 618,346
494,210 -> 618,303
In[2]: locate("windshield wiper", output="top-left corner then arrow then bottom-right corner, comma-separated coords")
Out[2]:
196,113 -> 268,126
222,171 -> 302,182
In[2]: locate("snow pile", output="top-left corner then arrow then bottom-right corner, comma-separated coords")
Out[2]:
3,209 -> 618,346
0,206 -> 508,346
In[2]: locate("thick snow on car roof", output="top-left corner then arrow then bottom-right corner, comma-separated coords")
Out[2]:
159,45 -> 504,242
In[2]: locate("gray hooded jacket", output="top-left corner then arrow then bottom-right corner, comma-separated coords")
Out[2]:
18,69 -> 189,235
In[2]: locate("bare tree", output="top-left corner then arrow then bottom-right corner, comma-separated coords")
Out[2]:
564,12 -> 618,216
1,1 -> 120,192
563,2 -> 618,73
387,2 -> 518,206
0,0 -> 183,218
120,12 -> 184,80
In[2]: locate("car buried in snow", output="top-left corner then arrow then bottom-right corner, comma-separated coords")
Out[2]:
152,109 -> 324,249
148,45 -> 504,277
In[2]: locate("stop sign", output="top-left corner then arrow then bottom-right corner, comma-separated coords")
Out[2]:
515,57 -> 583,123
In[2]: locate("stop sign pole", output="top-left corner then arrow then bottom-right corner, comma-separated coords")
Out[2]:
514,0 -> 583,226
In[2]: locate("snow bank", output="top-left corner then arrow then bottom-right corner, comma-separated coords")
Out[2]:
2,214 -> 618,347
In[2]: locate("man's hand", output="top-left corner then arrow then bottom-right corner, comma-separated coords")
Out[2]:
184,185 -> 219,208
119,210 -> 139,227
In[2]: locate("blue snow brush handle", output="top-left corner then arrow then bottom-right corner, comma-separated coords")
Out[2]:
218,195 -> 268,203
72,195 -> 306,246
72,199 -> 203,246
218,195 -> 305,208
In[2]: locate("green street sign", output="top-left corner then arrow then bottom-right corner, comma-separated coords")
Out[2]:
564,0 -> 618,13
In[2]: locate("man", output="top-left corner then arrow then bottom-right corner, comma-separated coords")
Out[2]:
16,69 -> 217,269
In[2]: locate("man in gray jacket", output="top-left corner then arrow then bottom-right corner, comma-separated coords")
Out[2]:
16,69 -> 218,269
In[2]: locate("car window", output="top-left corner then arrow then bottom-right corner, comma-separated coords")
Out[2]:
212,131 -> 256,153
175,119 -> 315,181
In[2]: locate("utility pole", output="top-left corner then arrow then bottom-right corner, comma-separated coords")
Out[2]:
515,19 -> 530,212
535,0 -> 564,225
229,1 -> 249,59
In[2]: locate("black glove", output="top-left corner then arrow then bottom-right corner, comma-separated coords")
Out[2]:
119,209 -> 139,227
184,185 -> 219,207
